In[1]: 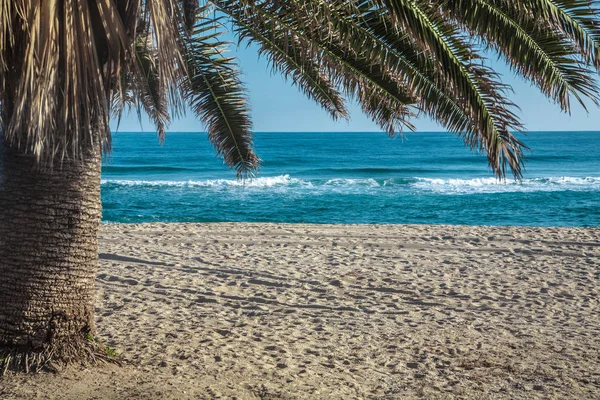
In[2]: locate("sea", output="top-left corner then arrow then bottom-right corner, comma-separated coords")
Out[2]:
101,131 -> 600,227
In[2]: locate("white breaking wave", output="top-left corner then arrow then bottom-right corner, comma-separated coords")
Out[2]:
412,176 -> 600,194
324,178 -> 381,187
101,175 -> 600,194
101,175 -> 390,190
101,174 -> 308,188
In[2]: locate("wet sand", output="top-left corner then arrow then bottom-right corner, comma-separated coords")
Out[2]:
2,223 -> 599,399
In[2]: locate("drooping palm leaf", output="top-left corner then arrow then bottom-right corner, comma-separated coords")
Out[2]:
233,15 -> 349,121
370,1 -> 525,174
0,0 -> 182,166
509,0 -> 600,67
128,37 -> 171,141
435,0 -> 600,111
180,10 -> 258,177
218,0 -> 417,135
217,0 -> 523,175
279,2 -> 495,151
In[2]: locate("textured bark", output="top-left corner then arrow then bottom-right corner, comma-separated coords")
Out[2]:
0,141 -> 102,353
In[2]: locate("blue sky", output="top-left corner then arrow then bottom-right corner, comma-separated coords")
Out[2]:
111,42 -> 600,133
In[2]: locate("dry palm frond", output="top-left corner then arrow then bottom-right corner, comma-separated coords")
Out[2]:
1,0 -> 125,165
0,0 -> 183,166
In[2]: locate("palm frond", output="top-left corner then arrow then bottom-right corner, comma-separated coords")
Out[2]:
180,11 -> 259,177
0,0 -> 14,129
233,16 -> 349,121
508,0 -> 600,68
217,0 -> 416,135
435,0 -> 600,111
366,0 -> 526,177
125,37 -> 171,141
220,0 -> 526,177
0,0 -> 185,166
146,0 -> 186,119
1,0 -> 117,165
0,0 -> 12,72
302,2 -> 482,143
321,43 -> 418,134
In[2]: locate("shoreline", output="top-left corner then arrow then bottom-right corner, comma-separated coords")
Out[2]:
99,221 -> 600,229
3,223 -> 599,399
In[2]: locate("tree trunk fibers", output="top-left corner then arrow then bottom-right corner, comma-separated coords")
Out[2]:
0,141 -> 104,371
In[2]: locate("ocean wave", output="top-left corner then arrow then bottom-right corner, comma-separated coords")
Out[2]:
413,176 -> 600,194
101,175 -> 393,190
324,178 -> 381,187
101,175 -> 600,194
101,174 -> 308,188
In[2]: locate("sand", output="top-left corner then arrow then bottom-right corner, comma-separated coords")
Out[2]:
1,223 -> 599,399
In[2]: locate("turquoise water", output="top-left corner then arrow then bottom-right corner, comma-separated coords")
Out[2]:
102,131 -> 600,227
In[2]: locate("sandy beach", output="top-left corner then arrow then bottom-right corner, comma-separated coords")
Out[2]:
1,223 -> 599,399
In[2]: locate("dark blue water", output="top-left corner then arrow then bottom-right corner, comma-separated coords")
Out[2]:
101,131 -> 600,226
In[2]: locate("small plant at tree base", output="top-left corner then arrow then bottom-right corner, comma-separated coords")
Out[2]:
105,346 -> 119,359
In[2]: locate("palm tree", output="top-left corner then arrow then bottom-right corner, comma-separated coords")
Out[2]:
0,0 -> 598,370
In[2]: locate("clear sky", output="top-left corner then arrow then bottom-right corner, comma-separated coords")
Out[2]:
111,41 -> 600,133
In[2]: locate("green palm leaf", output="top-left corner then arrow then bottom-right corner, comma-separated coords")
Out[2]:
435,0 -> 600,111
509,0 -> 600,67
233,16 -> 349,121
218,0 -> 417,135
180,11 -> 259,177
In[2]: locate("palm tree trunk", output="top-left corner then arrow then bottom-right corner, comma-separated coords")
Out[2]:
0,141 -> 102,364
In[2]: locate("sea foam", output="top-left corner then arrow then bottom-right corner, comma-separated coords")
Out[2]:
102,175 -> 600,195
102,175 -> 384,190
412,176 -> 600,194
102,174 -> 307,188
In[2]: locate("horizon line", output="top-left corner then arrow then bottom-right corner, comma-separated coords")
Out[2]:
111,129 -> 600,134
